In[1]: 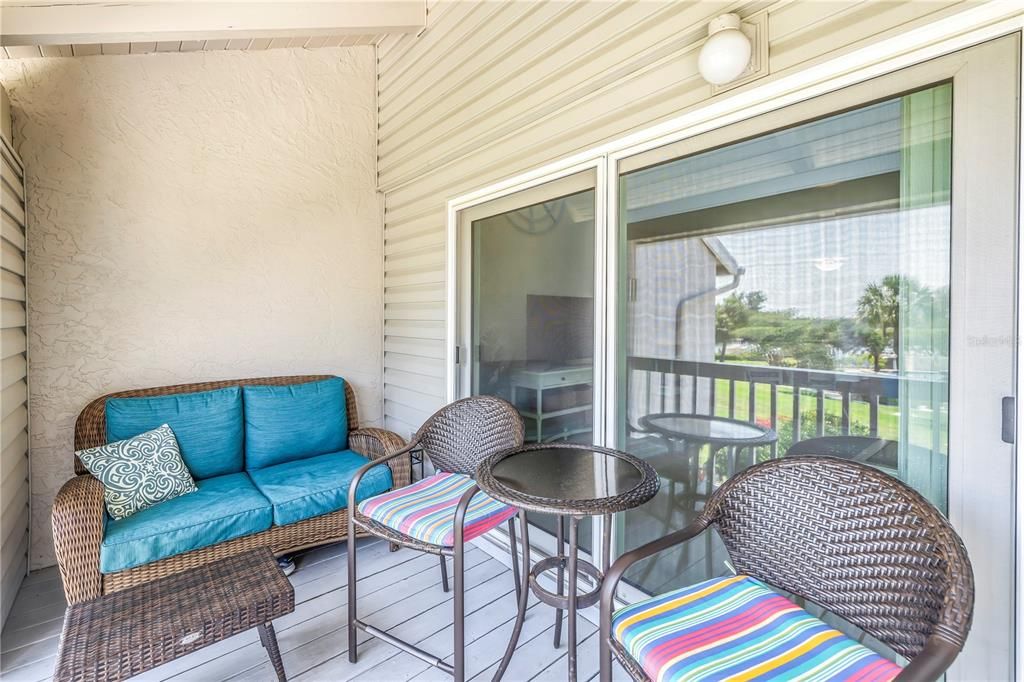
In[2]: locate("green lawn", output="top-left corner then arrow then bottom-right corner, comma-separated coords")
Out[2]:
708,379 -> 947,453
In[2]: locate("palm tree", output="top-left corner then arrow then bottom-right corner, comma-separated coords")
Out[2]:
860,328 -> 888,372
858,275 -> 901,371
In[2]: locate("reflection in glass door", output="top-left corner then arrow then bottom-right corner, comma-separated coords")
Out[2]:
616,83 -> 955,596
471,194 -> 595,445
460,170 -> 598,550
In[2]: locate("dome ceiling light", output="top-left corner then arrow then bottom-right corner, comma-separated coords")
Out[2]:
698,13 -> 767,90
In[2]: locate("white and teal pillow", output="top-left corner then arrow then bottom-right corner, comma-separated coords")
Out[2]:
76,424 -> 197,520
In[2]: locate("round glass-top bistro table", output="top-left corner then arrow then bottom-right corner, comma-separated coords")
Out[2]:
641,413 -> 774,444
476,443 -> 659,682
639,413 -> 777,496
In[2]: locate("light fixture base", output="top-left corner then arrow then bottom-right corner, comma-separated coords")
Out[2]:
707,13 -> 742,36
708,12 -> 769,95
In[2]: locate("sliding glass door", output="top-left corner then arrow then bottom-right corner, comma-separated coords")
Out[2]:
452,35 -> 1018,679
456,168 -> 601,551
610,36 -> 1017,678
617,82 -> 953,592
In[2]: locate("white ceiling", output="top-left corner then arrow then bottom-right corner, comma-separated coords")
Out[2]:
1,34 -> 385,59
0,1 -> 424,59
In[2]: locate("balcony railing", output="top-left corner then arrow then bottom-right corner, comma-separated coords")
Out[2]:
626,356 -> 947,459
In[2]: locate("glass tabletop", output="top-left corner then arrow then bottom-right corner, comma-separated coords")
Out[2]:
489,447 -> 645,504
643,414 -> 772,442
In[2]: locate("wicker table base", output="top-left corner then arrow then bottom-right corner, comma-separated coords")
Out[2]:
54,548 -> 295,682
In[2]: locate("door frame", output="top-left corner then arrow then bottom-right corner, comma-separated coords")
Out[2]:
443,9 -> 1024,674
449,162 -> 606,413
446,157 -> 606,402
448,157 -> 610,561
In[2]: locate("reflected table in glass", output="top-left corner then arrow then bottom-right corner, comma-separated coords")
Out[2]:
639,413 -> 777,496
476,444 -> 659,682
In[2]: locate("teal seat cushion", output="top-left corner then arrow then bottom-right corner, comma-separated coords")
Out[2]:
99,472 -> 272,574
106,387 -> 244,480
243,377 -> 348,470
249,449 -> 392,526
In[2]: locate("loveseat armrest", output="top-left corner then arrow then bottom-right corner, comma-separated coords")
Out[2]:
52,474 -> 105,604
349,427 -> 410,490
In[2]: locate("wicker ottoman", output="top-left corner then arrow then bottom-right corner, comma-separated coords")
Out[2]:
54,548 -> 294,682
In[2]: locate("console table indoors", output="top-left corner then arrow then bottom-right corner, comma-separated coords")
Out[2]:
511,366 -> 593,442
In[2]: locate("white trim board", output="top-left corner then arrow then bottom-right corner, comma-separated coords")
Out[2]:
0,1 -> 426,46
1015,20 -> 1024,682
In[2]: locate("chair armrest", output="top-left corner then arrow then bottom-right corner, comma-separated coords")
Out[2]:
51,474 -> 105,604
599,518 -> 711,636
452,484 -> 479,546
895,636 -> 962,681
349,427 -> 411,491
348,434 -> 417,518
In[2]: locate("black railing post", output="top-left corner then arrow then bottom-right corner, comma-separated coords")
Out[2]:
748,381 -> 756,423
815,390 -> 825,437
770,384 -> 778,458
792,384 -> 802,445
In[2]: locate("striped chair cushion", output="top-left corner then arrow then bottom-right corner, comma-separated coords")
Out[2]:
612,574 -> 902,682
357,471 -> 517,547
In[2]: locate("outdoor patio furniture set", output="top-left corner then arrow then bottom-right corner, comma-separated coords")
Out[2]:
50,377 -> 973,681
54,376 -> 409,605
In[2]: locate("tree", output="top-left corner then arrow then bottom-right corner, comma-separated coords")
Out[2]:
861,328 -> 887,372
743,290 -> 767,312
715,291 -> 767,361
738,312 -> 837,370
715,294 -> 749,361
857,275 -> 902,370
903,283 -> 948,362
833,318 -> 864,355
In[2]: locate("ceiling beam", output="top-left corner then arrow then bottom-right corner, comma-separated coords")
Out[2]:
0,1 -> 426,46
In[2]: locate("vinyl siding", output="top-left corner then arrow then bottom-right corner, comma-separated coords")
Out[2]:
0,84 -> 28,629
377,0 -> 994,436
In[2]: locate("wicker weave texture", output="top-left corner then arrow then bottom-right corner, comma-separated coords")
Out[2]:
353,395 -> 525,554
705,456 -> 973,660
54,548 -> 293,682
413,395 -> 525,477
54,376 -> 409,604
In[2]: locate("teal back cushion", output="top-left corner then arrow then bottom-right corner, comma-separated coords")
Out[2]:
106,387 -> 244,480
243,377 -> 348,470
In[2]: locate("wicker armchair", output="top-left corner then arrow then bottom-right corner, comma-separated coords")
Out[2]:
53,375 -> 410,604
347,395 -> 525,682
599,456 -> 974,682
786,435 -> 899,468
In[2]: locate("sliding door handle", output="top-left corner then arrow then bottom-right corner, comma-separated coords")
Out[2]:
1001,396 -> 1015,444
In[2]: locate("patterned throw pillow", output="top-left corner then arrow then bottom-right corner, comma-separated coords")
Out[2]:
76,424 -> 198,520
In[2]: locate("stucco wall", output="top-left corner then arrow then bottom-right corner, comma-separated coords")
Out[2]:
0,47 -> 381,569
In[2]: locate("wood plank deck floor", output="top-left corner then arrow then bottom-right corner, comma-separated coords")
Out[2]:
1,539 -> 627,682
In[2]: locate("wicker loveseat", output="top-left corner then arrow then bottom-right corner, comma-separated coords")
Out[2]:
52,375 -> 409,604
